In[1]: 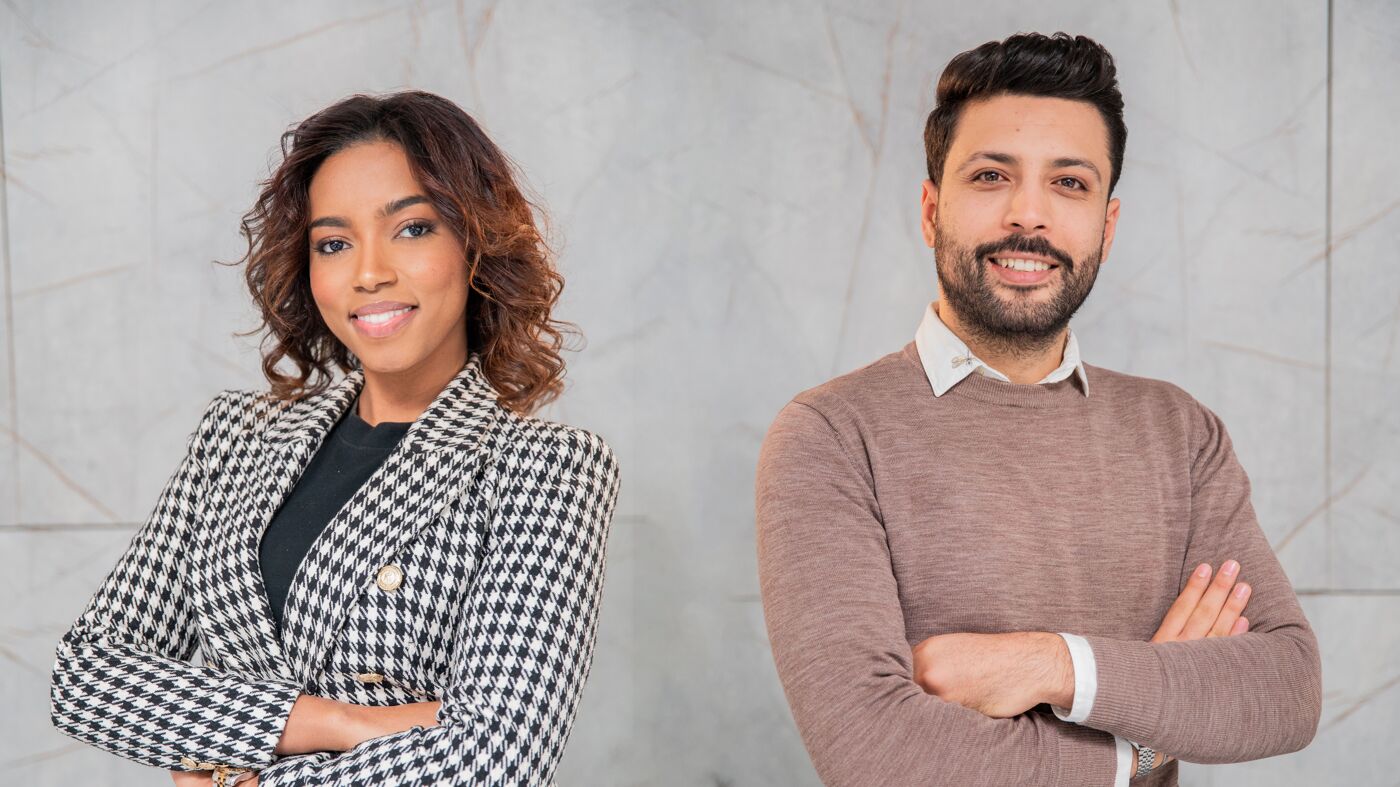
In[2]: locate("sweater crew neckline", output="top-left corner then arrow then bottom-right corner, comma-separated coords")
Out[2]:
337,402 -> 413,450
901,342 -> 1087,409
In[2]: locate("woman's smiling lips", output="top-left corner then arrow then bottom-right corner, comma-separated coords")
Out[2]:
351,300 -> 418,338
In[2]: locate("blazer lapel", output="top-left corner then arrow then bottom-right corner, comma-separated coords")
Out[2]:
216,368 -> 362,681
274,355 -> 506,684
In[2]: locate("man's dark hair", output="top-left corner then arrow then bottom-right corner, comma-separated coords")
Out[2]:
923,32 -> 1127,195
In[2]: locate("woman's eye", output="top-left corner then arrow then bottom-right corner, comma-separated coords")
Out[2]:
400,221 -> 434,239
314,238 -> 348,255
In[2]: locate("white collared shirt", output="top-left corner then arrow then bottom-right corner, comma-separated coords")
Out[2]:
913,301 -> 1135,786
913,300 -> 1090,397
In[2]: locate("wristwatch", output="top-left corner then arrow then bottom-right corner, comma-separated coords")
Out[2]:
1128,740 -> 1156,777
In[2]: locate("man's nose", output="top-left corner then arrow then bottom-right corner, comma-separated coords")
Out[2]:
1003,183 -> 1051,233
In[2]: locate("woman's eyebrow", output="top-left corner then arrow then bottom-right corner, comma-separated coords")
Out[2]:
378,194 -> 430,217
309,194 -> 430,230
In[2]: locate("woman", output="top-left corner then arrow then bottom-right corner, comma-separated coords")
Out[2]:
48,91 -> 620,786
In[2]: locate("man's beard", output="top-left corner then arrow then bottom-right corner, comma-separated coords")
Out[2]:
934,228 -> 1103,359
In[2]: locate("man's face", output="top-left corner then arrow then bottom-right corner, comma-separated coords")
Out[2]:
920,94 -> 1120,345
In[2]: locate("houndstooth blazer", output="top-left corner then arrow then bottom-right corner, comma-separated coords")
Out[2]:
49,354 -> 621,786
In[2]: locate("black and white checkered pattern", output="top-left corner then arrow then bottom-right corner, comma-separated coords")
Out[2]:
49,354 -> 621,785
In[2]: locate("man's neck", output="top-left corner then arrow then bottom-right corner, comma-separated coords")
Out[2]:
935,301 -> 1068,384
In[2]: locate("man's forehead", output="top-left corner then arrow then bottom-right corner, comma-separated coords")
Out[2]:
948,94 -> 1111,171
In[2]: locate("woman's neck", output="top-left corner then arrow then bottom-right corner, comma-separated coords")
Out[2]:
356,347 -> 468,426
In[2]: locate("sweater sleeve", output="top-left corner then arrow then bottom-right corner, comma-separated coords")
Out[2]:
1076,402 -> 1323,763
49,392 -> 303,770
257,428 -> 621,787
756,400 -> 1119,787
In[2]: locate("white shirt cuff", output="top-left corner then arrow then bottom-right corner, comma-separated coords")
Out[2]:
1050,632 -> 1097,724
1113,735 -> 1133,787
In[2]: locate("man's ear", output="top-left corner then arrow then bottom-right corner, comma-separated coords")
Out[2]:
920,179 -> 939,248
1100,196 -> 1121,263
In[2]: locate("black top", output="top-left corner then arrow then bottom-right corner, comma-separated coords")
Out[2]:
258,397 -> 412,631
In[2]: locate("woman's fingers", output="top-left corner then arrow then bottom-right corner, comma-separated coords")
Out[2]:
1181,559 -> 1242,639
1230,616 -> 1249,635
1151,562 -> 1213,643
1208,581 -> 1251,637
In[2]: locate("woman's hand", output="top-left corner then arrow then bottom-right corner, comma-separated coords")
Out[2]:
169,771 -> 258,785
169,696 -> 442,785
275,695 -> 443,755
343,700 -> 443,747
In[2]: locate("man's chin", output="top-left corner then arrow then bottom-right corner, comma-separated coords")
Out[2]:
983,283 -> 1061,311
965,299 -> 1071,338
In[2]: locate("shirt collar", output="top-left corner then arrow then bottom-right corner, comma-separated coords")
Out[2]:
913,300 -> 1090,397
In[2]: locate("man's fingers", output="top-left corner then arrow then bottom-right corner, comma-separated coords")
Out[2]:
1207,581 -> 1251,637
1151,562 -> 1213,643
1181,559 -> 1241,639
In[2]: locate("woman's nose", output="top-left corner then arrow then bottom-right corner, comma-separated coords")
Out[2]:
354,240 -> 396,289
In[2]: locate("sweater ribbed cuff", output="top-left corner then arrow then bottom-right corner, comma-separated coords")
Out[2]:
1053,720 -> 1120,786
1081,636 -> 1165,745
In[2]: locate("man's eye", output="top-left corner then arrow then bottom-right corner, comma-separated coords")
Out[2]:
974,171 -> 1003,182
1057,177 -> 1084,190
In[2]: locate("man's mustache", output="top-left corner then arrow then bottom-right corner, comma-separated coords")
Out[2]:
972,236 -> 1074,270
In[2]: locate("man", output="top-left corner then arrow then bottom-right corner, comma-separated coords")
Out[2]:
755,32 -> 1321,786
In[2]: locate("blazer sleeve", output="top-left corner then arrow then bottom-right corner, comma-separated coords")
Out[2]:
49,392 -> 303,770
1074,401 -> 1323,762
756,400 -> 1120,787
257,425 -> 622,787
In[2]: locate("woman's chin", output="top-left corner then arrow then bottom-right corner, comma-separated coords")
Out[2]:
355,351 -> 423,377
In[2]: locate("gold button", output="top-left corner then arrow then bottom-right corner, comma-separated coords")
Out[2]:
356,672 -> 384,684
180,756 -> 197,769
375,564 -> 403,592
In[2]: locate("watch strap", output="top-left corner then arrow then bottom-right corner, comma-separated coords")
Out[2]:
1129,740 -> 1156,777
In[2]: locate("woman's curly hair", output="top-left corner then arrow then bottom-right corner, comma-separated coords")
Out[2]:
229,90 -> 574,414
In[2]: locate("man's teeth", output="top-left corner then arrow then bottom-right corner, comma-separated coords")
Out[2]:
993,257 -> 1052,272
357,307 -> 413,324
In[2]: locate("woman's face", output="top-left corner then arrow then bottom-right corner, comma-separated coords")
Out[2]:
307,140 -> 470,379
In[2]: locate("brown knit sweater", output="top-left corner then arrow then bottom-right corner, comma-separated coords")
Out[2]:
755,342 -> 1322,786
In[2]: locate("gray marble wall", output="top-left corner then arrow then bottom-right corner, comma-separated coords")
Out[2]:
1,1 -> 1395,784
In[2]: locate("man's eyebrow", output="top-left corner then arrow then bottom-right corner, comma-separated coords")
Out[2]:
959,151 -> 1019,171
308,195 -> 430,230
1051,157 -> 1102,180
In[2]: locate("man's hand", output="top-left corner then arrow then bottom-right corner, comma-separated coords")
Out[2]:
1140,559 -> 1251,770
1152,559 -> 1251,642
911,631 -> 1070,718
910,559 -> 1255,773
